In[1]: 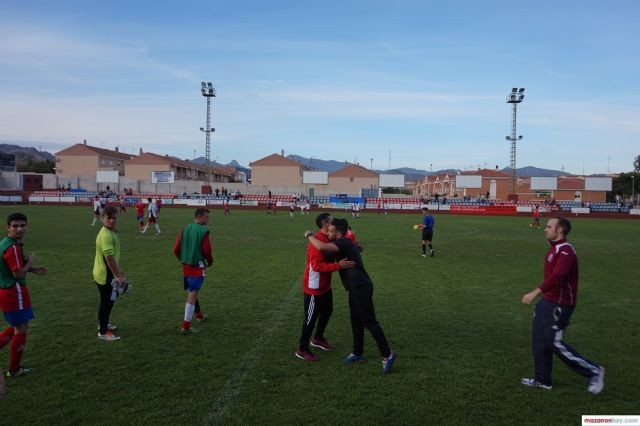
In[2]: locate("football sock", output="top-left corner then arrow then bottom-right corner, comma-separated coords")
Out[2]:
155,224 -> 161,233
9,333 -> 26,372
139,220 -> 144,229
184,303 -> 195,322
0,327 -> 14,349
422,244 -> 426,254
141,225 -> 148,233
194,299 -> 201,314
181,320 -> 191,330
92,218 -> 96,225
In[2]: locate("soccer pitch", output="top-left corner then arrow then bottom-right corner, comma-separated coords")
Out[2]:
1,205 -> 638,425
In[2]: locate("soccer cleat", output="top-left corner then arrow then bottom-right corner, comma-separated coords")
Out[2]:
195,313 -> 208,322
97,324 -> 118,332
520,378 -> 552,390
97,331 -> 121,341
344,353 -> 366,364
180,328 -> 199,335
295,348 -> 319,362
310,338 -> 335,351
5,366 -> 33,378
588,366 -> 605,395
421,254 -> 427,258
430,249 -> 435,257
382,352 -> 397,374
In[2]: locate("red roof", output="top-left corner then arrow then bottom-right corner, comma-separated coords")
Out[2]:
55,143 -> 133,161
329,163 -> 378,178
249,153 -> 303,168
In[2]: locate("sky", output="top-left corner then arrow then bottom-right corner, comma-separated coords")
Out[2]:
1,0 -> 639,174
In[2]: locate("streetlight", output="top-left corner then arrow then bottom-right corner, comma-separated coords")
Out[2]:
200,81 -> 216,184
506,87 -> 525,198
370,158 -> 373,170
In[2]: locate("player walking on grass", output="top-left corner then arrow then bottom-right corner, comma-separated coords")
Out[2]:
91,196 -> 101,226
94,206 -> 127,341
0,213 -> 48,378
530,205 -> 541,228
141,198 -> 161,234
305,218 -> 397,374
521,217 -> 605,394
135,199 -> 145,231
174,208 -> 213,335
296,213 -> 355,362
418,207 -> 435,257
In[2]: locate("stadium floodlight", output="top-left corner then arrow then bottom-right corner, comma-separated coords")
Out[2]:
200,81 -> 217,183
506,87 -> 526,198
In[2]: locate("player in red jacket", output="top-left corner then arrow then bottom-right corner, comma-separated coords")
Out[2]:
295,213 -> 354,362
521,217 -> 605,394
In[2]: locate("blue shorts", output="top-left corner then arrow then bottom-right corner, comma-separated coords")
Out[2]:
183,276 -> 205,292
2,307 -> 34,326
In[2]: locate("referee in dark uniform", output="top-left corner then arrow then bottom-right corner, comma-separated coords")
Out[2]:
419,207 -> 435,257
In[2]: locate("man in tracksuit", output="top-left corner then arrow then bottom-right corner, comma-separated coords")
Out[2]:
295,213 -> 354,362
521,217 -> 605,394
306,218 -> 397,374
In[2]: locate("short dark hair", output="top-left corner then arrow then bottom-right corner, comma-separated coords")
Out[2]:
553,216 -> 572,236
330,218 -> 349,236
102,205 -> 118,218
7,213 -> 27,226
315,212 -> 332,229
422,207 -> 429,212
147,198 -> 152,203
195,208 -> 210,217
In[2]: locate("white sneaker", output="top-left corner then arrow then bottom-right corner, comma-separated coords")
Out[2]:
98,331 -> 121,341
520,378 -> 552,390
588,367 -> 605,395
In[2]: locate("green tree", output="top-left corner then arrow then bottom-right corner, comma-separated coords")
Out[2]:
17,159 -> 55,173
609,172 -> 638,202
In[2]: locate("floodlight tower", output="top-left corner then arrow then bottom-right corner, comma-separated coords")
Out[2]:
200,82 -> 216,183
506,88 -> 525,197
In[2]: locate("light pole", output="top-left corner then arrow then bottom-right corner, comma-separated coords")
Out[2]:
200,82 -> 216,184
632,175 -> 636,205
506,87 -> 525,198
370,158 -> 373,170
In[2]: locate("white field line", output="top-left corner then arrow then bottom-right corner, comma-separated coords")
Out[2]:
203,281 -> 299,425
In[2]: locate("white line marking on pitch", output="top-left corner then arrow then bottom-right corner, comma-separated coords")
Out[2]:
203,281 -> 299,425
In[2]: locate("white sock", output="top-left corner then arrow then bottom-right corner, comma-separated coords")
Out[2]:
184,303 -> 195,322
142,225 -> 147,233
155,224 -> 161,233
92,218 -> 96,225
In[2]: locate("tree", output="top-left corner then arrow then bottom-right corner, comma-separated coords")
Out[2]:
17,159 -> 55,173
634,155 -> 640,172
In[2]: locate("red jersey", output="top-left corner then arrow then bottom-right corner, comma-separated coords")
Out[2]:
0,241 -> 32,311
538,239 -> 579,305
345,229 -> 358,245
302,231 -> 339,296
533,208 -> 540,218
135,202 -> 145,216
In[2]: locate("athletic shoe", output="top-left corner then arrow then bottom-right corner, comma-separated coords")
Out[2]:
97,324 -> 118,332
430,249 -> 435,257
382,352 -> 397,374
5,366 -> 33,378
98,331 -> 121,341
180,328 -> 199,335
344,353 -> 366,364
310,338 -> 335,351
421,254 -> 427,258
520,378 -> 552,390
156,231 -> 161,235
295,348 -> 319,362
588,366 -> 605,395
195,313 -> 208,322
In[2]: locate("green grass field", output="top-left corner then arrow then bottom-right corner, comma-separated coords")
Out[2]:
0,205 -> 638,425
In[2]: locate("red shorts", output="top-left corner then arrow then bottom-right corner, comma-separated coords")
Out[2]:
0,283 -> 32,312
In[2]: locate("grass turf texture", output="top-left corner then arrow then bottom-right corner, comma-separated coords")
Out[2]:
0,205 -> 638,425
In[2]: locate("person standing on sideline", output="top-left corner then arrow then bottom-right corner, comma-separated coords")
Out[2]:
521,217 -> 605,394
418,207 -> 435,257
305,218 -> 397,374
296,213 -> 355,362
0,213 -> 48,377
141,198 -> 161,234
91,196 -> 101,226
530,205 -> 541,228
119,196 -> 127,214
134,199 -> 145,231
93,206 -> 127,341
224,199 -> 230,216
173,208 -> 213,335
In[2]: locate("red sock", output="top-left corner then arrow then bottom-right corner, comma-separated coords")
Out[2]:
9,333 -> 27,372
195,312 -> 203,320
0,327 -> 14,349
181,320 -> 191,330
